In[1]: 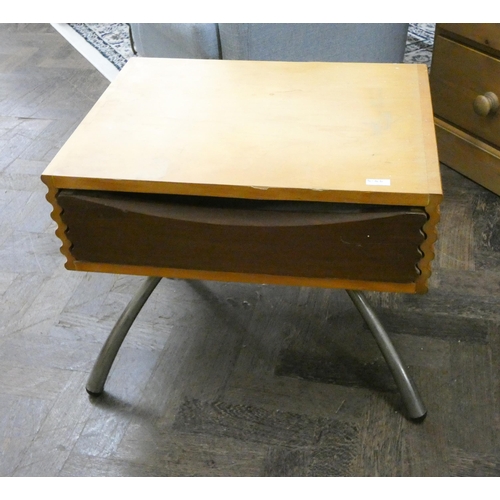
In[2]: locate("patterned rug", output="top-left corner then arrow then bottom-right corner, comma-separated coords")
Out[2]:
68,23 -> 135,69
68,23 -> 436,71
403,23 -> 436,67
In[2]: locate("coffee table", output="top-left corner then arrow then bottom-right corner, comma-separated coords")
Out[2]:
42,58 -> 442,420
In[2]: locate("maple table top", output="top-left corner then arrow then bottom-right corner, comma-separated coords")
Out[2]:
42,57 -> 442,207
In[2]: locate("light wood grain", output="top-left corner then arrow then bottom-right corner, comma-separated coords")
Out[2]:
42,58 -> 441,206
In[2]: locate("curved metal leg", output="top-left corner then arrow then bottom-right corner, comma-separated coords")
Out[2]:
86,276 -> 162,396
346,290 -> 427,421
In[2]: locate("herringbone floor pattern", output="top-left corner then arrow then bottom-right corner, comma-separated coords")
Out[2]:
1,23 -> 499,477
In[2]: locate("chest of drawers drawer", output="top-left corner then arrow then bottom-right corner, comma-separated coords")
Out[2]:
430,35 -> 500,148
430,23 -> 500,196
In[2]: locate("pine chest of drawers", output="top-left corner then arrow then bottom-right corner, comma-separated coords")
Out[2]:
430,23 -> 500,195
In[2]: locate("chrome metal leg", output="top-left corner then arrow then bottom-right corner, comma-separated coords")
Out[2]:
346,290 -> 427,420
86,276 -> 162,396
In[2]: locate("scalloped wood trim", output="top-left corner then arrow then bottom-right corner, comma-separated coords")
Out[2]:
415,194 -> 442,294
44,185 -> 75,269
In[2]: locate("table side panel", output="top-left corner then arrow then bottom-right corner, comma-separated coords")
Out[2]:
71,261 -> 419,294
41,174 -> 436,206
45,185 -> 75,269
416,194 -> 441,293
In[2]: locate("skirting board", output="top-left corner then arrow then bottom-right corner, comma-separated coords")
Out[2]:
50,23 -> 119,82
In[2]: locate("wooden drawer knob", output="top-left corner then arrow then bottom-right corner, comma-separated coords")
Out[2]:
473,92 -> 499,117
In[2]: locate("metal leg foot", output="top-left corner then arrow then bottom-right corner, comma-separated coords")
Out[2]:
86,276 -> 162,396
346,290 -> 427,421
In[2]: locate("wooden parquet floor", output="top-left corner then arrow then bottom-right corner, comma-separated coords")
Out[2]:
1,23 -> 499,477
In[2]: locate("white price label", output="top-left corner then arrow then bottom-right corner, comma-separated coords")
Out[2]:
366,178 -> 391,186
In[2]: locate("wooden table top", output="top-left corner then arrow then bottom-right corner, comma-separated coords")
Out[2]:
42,57 -> 442,206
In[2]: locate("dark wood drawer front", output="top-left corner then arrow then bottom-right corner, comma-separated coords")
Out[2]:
57,190 -> 427,284
439,24 -> 500,54
430,35 -> 500,148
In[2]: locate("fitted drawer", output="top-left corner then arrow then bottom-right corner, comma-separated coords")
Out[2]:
56,190 -> 428,285
438,24 -> 500,54
435,118 -> 500,196
430,35 -> 500,148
